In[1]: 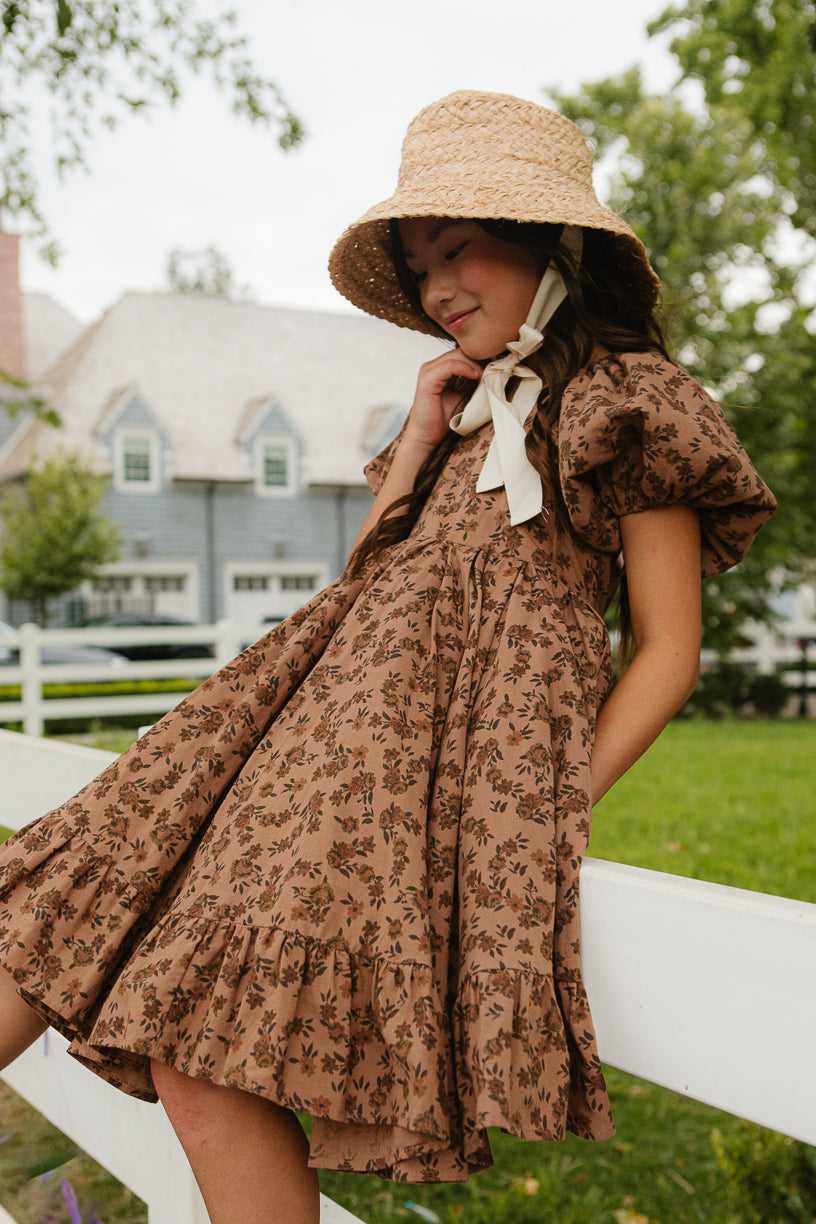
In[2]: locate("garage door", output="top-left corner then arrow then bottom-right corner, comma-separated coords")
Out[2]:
225,564 -> 329,628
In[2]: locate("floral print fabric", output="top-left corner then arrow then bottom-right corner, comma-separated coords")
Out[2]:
559,355 -> 776,575
0,353 -> 775,1183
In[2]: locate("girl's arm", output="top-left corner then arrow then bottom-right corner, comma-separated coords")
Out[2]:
352,349 -> 482,548
591,504 -> 702,805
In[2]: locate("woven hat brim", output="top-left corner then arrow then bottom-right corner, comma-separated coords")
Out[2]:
328,91 -> 660,334
329,195 -> 659,335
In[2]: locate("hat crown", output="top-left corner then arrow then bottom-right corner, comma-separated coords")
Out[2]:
398,91 -> 593,198
328,89 -> 660,334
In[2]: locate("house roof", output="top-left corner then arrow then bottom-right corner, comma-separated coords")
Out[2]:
22,292 -> 85,381
0,292 -> 444,486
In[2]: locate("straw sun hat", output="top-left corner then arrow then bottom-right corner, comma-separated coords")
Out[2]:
328,90 -> 660,335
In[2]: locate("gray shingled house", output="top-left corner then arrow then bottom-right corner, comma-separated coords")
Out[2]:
0,284 -> 442,628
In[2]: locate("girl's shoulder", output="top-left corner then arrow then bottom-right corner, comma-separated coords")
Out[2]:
563,348 -> 711,415
557,349 -> 777,578
558,347 -> 748,467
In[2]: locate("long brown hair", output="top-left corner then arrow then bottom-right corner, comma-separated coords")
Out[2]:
346,221 -> 668,609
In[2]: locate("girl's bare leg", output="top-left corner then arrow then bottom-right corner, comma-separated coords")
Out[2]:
151,1059 -> 320,1224
0,971 -> 321,1222
0,967 -> 48,1066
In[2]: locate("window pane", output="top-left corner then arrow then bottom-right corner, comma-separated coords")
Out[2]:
263,445 -> 289,487
145,575 -> 186,593
123,437 -> 152,483
280,575 -> 316,591
92,576 -> 133,592
233,575 -> 269,591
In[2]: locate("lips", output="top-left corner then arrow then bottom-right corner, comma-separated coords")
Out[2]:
444,308 -> 478,331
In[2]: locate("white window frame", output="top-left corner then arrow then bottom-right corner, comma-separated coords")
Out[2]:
254,434 -> 297,497
113,428 -> 161,493
81,559 -> 200,619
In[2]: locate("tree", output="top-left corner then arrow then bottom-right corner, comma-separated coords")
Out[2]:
166,244 -> 251,298
642,0 -> 816,546
648,2 -> 816,562
552,69 -> 793,371
550,43 -> 816,653
0,450 -> 121,624
0,0 -> 304,261
652,0 -> 816,239
0,370 -> 61,425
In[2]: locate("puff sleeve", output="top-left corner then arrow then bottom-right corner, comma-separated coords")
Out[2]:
558,353 -> 776,577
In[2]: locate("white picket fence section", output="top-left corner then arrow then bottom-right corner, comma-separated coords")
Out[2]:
1,729 -> 815,1224
0,622 -> 255,738
2,618 -> 816,738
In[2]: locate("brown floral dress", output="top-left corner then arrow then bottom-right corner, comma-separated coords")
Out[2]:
0,353 -> 775,1182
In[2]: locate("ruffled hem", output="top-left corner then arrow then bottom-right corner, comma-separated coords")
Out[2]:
4,874 -> 613,1181
0,506 -> 617,1183
0,815 -> 188,1054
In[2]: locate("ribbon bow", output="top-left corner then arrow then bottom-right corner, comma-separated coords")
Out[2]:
450,226 -> 583,526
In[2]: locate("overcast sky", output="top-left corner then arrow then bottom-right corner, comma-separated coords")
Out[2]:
19,0 -> 680,325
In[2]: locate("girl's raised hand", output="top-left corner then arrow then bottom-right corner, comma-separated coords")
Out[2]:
403,350 -> 483,454
350,349 -> 482,550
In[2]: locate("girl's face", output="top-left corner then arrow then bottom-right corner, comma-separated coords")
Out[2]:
398,217 -> 543,360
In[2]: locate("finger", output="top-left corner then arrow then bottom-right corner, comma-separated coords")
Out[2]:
440,350 -> 483,380
446,373 -> 480,395
422,348 -> 482,374
420,355 -> 482,390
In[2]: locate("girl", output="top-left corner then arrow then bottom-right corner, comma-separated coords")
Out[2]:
0,91 -> 775,1223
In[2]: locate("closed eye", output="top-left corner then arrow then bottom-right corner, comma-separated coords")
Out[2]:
405,239 -> 467,285
444,242 -> 467,261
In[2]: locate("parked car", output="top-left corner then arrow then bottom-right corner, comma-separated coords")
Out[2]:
0,620 -> 128,667
83,613 -> 214,660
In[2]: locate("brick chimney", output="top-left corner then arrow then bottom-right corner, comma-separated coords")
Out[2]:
0,228 -> 25,380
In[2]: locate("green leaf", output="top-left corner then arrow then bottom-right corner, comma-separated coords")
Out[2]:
2,2 -> 22,35
550,16 -> 816,636
0,0 -> 305,256
55,0 -> 72,36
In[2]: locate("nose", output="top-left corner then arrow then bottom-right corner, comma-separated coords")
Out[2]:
421,266 -> 454,315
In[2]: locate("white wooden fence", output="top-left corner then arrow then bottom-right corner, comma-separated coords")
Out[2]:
0,735 -> 364,1224
0,622 -> 252,738
1,729 -> 816,1224
3,617 -> 816,740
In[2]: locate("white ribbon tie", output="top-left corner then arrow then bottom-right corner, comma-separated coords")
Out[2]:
450,226 -> 583,526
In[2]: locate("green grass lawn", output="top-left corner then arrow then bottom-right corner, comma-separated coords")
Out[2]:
588,719 -> 816,903
0,1082 -> 146,1224
317,1079 -> 756,1224
55,727 -> 145,755
319,719 -> 816,1223
1,718 -> 814,1223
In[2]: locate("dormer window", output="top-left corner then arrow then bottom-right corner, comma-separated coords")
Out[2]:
123,437 -> 151,482
114,428 -> 160,492
255,434 -> 297,496
263,443 -> 289,487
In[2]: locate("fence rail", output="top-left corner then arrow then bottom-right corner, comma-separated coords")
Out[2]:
1,738 -> 363,1224
3,619 -> 816,738
1,730 -> 815,1222
5,618 -> 816,741
0,621 -> 256,737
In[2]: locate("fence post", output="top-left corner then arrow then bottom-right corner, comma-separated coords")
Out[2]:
214,618 -> 241,669
18,623 -> 44,738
